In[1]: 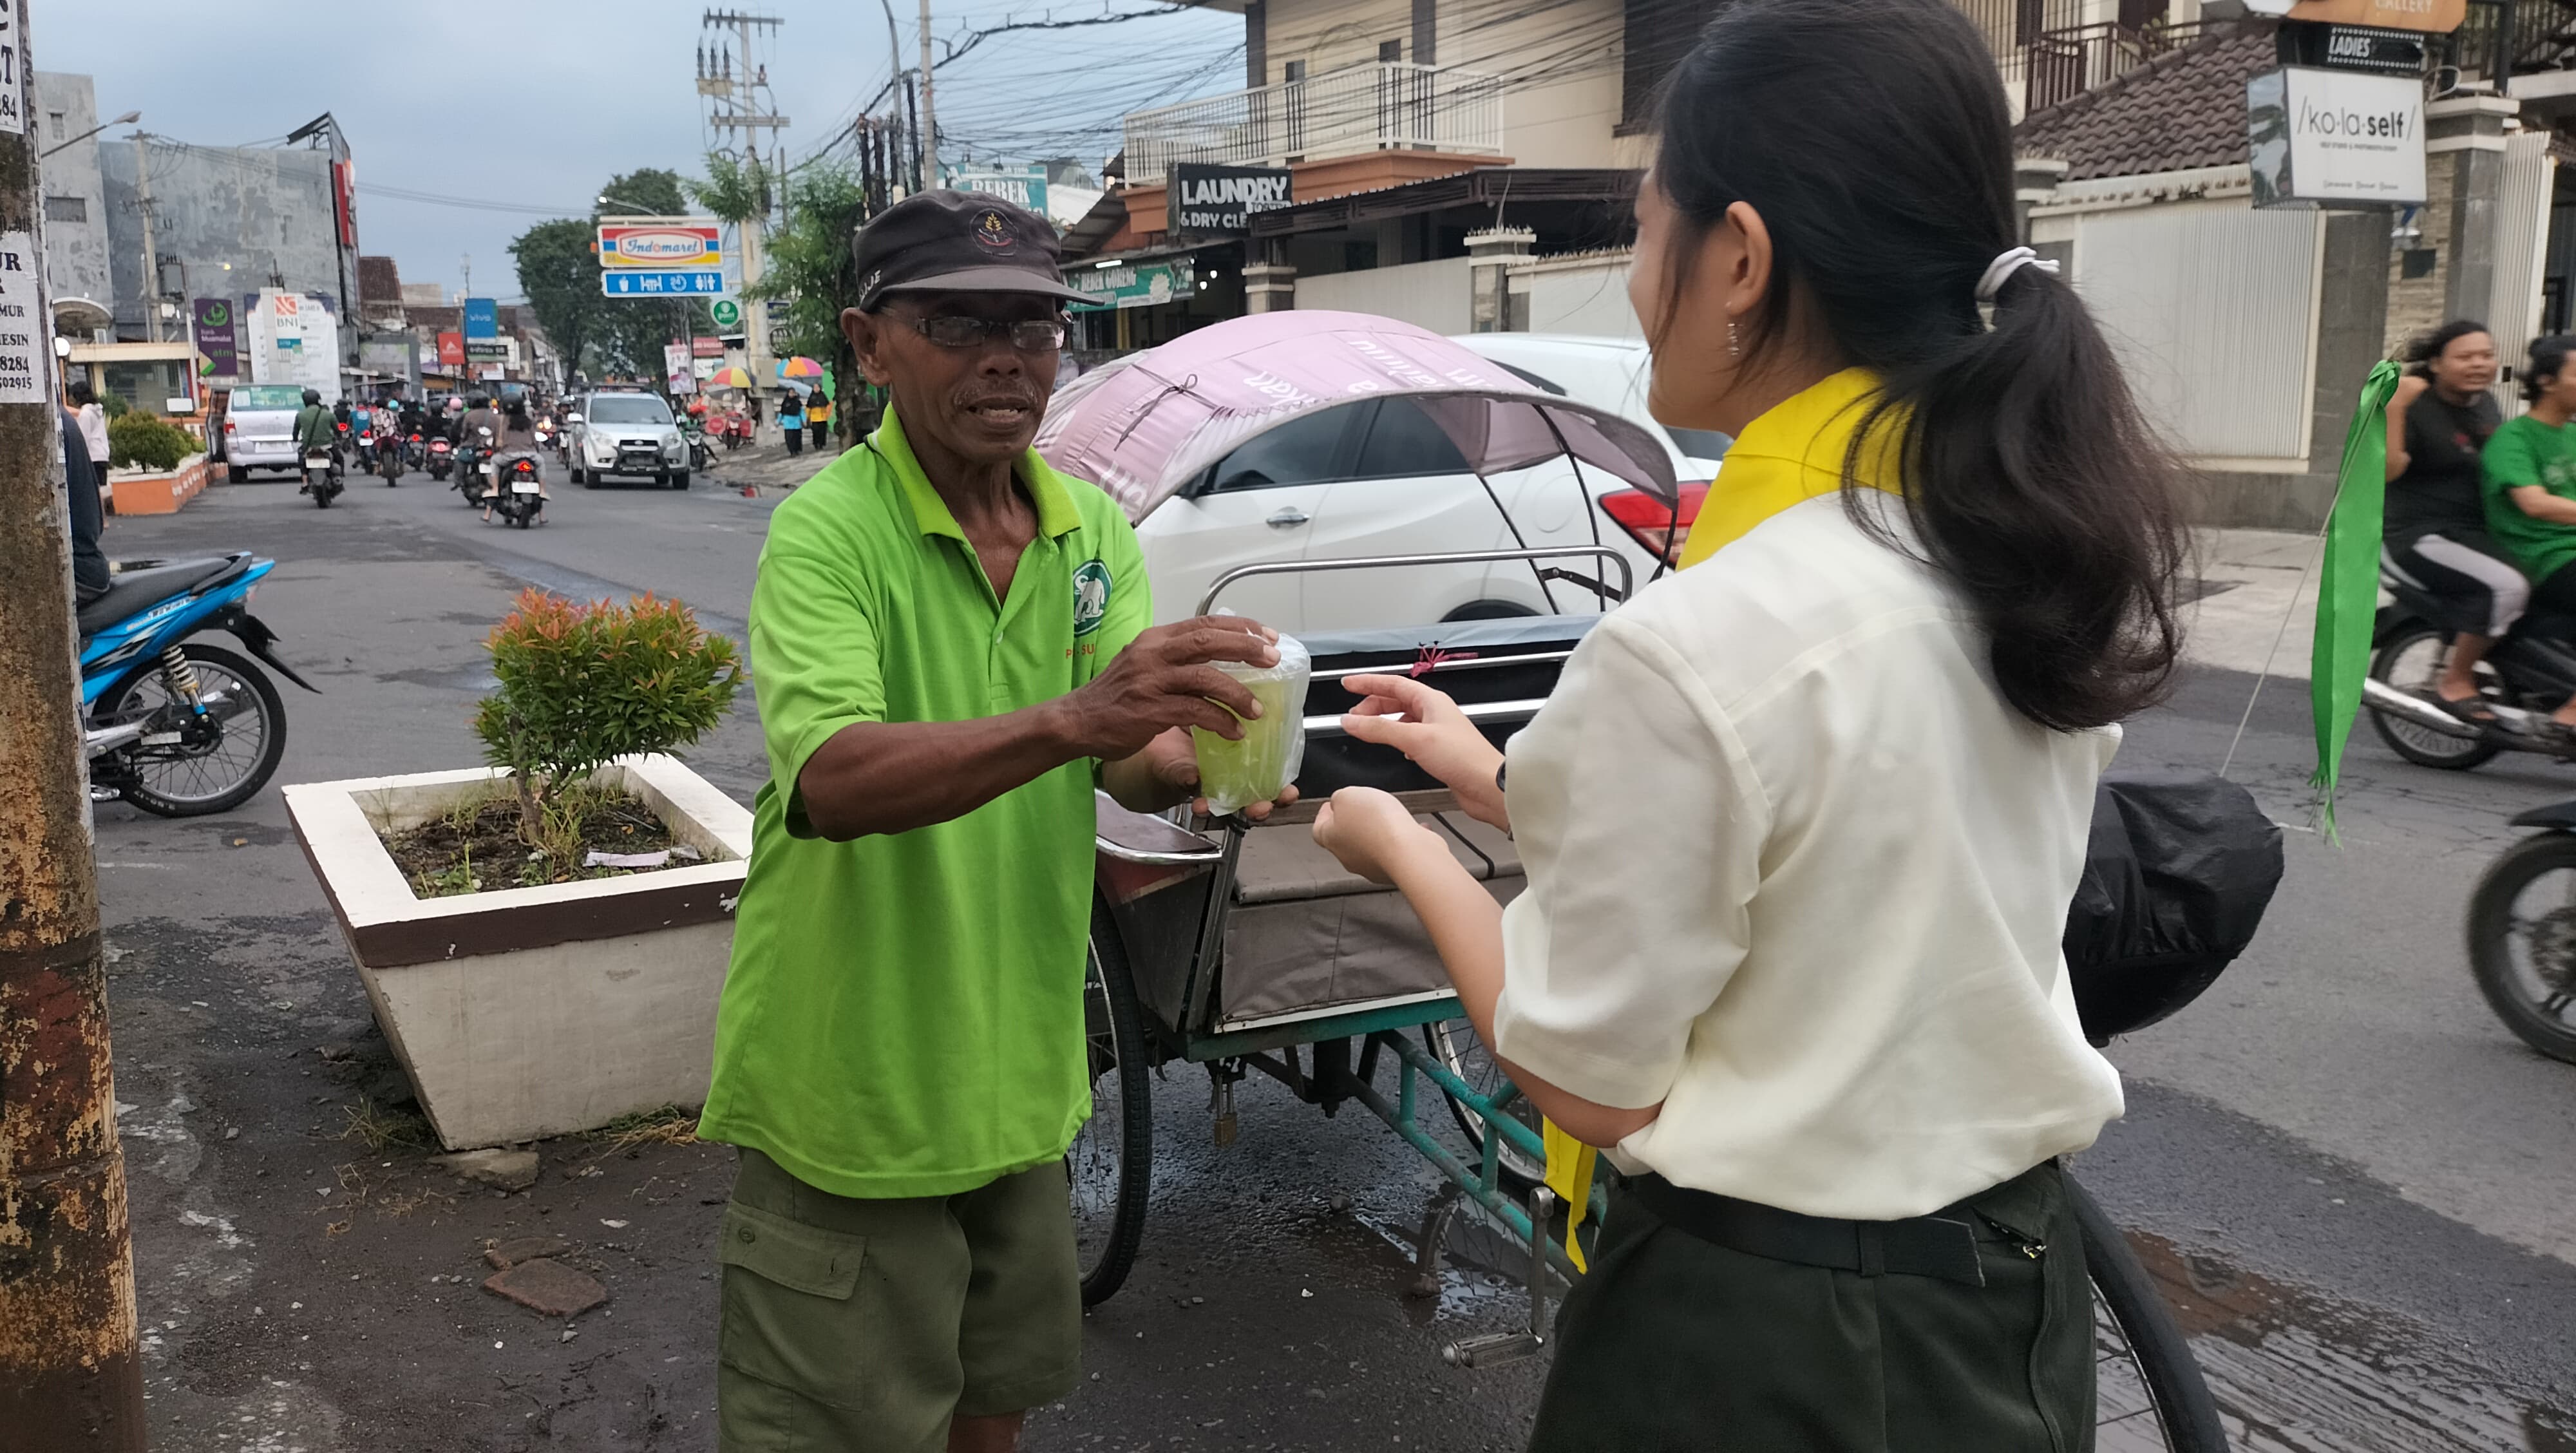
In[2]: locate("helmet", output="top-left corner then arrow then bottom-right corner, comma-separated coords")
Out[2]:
302,388 -> 322,405
466,394 -> 489,408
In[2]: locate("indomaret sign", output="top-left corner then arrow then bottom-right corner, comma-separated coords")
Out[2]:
1170,163 -> 1294,236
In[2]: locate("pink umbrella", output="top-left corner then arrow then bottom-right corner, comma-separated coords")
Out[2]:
1034,311 -> 1676,521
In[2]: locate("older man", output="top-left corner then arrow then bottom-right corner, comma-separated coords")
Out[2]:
698,191 -> 1283,1453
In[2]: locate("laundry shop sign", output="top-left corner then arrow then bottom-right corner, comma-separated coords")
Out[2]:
1170,164 -> 1294,236
2248,66 -> 2426,207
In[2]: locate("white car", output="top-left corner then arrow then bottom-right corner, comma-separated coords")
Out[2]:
567,390 -> 691,489
1130,334 -> 1725,631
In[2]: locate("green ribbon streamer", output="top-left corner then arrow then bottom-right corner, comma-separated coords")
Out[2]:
2309,359 -> 2402,841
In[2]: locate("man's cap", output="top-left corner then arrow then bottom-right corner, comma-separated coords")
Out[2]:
853,189 -> 1084,311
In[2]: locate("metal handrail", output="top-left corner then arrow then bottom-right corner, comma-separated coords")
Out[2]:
1195,544 -> 1636,618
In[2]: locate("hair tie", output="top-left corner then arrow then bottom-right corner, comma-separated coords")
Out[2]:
1975,246 -> 2060,303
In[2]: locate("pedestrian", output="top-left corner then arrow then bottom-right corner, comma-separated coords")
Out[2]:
2383,321 -> 2523,726
777,388 -> 804,456
696,189 -> 1293,1453
58,402 -> 109,604
805,388 -> 833,453
68,379 -> 111,506
2480,335 -> 2576,744
746,390 -> 763,442
1307,1 -> 2186,1447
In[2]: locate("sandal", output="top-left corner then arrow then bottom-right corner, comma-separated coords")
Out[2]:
2431,690 -> 2502,727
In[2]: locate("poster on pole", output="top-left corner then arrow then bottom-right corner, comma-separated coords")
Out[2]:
0,232 -> 43,402
0,7 -> 24,135
664,342 -> 697,395
193,298 -> 241,381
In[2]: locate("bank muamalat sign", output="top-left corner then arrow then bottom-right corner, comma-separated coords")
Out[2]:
2248,66 -> 2426,208
1170,163 -> 1294,236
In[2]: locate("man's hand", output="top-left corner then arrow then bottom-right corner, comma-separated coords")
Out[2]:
1057,616 -> 1281,761
1338,674 -> 1508,830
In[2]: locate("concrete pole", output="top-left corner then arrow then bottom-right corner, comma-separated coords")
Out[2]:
918,0 -> 938,186
132,133 -> 157,343
0,1 -> 149,1447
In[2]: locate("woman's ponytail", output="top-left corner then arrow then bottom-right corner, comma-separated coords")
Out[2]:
1660,0 -> 2184,731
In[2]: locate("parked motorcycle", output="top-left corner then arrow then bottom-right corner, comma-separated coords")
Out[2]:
488,453 -> 545,529
426,436 -> 454,482
2468,801 -> 2576,1063
300,447 -> 343,509
683,419 -> 712,471
2362,568 -> 2576,770
80,551 -> 316,816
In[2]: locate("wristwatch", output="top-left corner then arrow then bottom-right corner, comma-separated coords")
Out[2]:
1493,761 -> 1506,797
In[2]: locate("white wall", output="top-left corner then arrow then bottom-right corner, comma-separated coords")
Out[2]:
1262,0 -> 1627,167
2036,190 -> 2322,466
1296,255 -> 1474,334
1515,252 -> 1640,337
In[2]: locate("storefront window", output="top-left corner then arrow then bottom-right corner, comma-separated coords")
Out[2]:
101,359 -> 193,415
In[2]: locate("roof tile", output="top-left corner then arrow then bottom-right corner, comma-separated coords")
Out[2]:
2013,26 -> 2278,182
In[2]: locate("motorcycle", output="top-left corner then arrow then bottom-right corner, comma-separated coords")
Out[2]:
683,419 -> 712,471
378,430 -> 404,485
300,447 -> 343,509
2468,801 -> 2576,1063
426,436 -> 454,482
404,432 -> 428,472
455,426 -> 498,508
2362,567 -> 2576,770
80,551 -> 317,817
488,453 -> 545,529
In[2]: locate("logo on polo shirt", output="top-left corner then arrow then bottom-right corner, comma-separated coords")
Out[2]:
1072,558 -> 1112,637
973,209 -> 1015,252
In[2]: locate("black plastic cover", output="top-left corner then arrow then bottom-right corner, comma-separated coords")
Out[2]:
2063,769 -> 2284,1045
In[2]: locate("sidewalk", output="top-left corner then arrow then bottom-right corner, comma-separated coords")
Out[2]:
699,438 -> 844,495
2185,526 -> 2327,681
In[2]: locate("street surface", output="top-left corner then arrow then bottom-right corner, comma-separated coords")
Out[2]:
87,448 -> 2576,1451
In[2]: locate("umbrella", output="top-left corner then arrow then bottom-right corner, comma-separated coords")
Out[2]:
1032,310 -> 1677,523
708,365 -> 756,391
777,356 -> 826,379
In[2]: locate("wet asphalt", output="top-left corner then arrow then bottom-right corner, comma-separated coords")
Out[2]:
74,452 -> 2576,1451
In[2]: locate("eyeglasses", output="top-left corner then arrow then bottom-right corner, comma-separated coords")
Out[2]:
900,313 -> 1067,352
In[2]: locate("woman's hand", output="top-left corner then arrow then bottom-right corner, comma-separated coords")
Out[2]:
2392,373 -> 2431,408
1312,786 -> 1444,885
1338,674 -> 1509,830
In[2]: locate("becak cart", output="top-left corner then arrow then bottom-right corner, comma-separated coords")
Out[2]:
1034,313 -> 2257,1449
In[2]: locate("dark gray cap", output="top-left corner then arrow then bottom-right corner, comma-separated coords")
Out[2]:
853,189 -> 1084,310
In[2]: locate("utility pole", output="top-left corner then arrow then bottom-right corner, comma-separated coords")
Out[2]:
699,9 -> 786,411
459,252 -> 470,307
131,132 -> 157,342
0,0 -> 149,1447
918,0 -> 938,185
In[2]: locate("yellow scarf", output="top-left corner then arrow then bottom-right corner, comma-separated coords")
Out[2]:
1676,368 -> 1905,569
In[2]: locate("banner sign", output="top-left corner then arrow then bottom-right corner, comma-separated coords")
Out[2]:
602,270 -> 726,296
436,330 -> 465,366
193,297 -> 240,379
466,339 -> 509,360
462,296 -> 498,338
950,167 -> 1050,216
0,8 -> 24,135
333,159 -> 358,248
691,334 -> 726,358
2283,0 -> 2467,34
598,221 -> 723,269
2249,66 -> 2427,207
663,342 -> 697,395
2278,21 -> 2430,73
1170,163 -> 1294,236
1068,258 -> 1195,312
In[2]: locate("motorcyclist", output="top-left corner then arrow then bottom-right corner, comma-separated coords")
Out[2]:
481,395 -> 552,522
292,388 -> 337,470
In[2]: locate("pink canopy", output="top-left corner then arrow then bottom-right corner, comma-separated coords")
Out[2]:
1033,310 -> 1678,520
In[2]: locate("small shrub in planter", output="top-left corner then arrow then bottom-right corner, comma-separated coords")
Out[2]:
108,411 -> 194,471
439,589 -> 743,885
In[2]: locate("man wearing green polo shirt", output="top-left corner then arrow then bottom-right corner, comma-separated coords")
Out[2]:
699,191 -> 1285,1453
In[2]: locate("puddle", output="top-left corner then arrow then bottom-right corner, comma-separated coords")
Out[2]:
2121,1231 -> 2576,1452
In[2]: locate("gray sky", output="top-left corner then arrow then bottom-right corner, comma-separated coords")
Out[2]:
41,0 -> 1241,303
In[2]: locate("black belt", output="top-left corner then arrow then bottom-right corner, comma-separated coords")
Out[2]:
1625,1173 -> 1996,1288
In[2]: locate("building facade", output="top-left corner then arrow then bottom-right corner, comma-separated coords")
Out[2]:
34,71 -> 115,337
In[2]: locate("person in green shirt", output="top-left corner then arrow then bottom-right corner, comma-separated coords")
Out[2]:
699,190 -> 1291,1453
2483,334 -> 2576,742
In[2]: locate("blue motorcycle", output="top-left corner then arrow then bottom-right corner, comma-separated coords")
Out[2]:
80,552 -> 316,817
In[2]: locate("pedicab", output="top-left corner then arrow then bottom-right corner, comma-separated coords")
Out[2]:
1037,312 -> 2258,1450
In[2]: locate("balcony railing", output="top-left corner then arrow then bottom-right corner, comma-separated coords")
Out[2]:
2002,20 -> 2209,113
1124,61 -> 1503,186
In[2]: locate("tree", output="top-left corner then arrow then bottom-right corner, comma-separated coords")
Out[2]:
593,169 -> 715,379
754,162 -> 873,437
512,169 -> 718,386
687,152 -> 770,230
510,218 -> 609,380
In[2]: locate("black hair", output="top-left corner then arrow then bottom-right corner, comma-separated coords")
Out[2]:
2403,319 -> 2494,379
67,379 -> 95,405
2524,336 -> 2573,404
1653,0 -> 2183,732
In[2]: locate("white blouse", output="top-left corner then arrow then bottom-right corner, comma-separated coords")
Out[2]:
1491,493 -> 2125,1221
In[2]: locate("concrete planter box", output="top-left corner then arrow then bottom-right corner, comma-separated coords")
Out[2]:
108,451 -> 209,515
283,755 -> 752,1151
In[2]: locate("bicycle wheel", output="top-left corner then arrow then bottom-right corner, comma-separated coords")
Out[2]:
1071,898 -> 1153,1306
1422,1018 -> 1546,1188
2073,1175 -> 2230,1452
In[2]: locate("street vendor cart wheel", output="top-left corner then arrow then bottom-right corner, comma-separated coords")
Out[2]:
1421,1018 -> 1546,1188
1072,901 -> 1155,1305
2073,1175 -> 2229,1452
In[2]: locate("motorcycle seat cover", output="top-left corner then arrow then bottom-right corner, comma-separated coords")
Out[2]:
77,556 -> 239,638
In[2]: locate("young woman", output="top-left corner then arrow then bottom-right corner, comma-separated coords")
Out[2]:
777,389 -> 805,455
2481,336 -> 2576,741
1309,0 -> 2184,1445
2385,321 -> 2522,723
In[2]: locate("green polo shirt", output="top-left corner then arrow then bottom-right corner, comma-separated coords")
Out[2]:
698,407 -> 1151,1199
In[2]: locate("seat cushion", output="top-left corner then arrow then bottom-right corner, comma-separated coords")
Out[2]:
77,556 -> 235,638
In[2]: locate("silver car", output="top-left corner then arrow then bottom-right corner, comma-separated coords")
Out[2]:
567,390 -> 690,490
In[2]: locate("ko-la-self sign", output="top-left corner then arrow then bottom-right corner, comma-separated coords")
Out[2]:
2249,66 -> 2426,207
